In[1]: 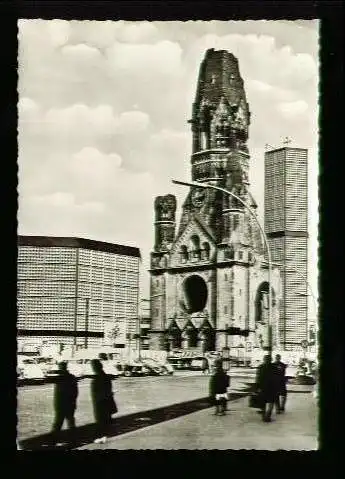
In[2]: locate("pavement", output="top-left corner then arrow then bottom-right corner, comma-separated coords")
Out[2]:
17,369 -> 256,441
17,368 -> 317,450
78,388 -> 318,451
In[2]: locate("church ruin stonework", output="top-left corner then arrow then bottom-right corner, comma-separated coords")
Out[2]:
149,49 -> 281,354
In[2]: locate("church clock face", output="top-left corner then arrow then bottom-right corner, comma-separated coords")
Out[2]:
191,188 -> 206,208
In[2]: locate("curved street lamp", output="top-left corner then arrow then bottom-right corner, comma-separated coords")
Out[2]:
172,179 -> 275,354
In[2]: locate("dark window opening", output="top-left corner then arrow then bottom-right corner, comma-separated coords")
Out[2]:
188,329 -> 198,348
181,275 -> 208,314
202,242 -> 210,260
180,245 -> 188,263
228,245 -> 234,259
190,235 -> 201,262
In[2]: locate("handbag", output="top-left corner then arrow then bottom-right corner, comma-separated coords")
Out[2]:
249,392 -> 262,409
215,393 -> 228,401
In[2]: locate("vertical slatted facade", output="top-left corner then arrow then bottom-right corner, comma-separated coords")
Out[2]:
264,148 -> 308,350
17,236 -> 140,351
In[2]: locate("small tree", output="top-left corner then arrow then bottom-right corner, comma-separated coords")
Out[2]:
107,322 -> 120,346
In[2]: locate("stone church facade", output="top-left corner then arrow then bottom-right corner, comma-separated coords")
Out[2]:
149,49 -> 281,354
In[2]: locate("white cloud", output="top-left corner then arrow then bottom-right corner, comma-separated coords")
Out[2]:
149,128 -> 189,148
277,100 -> 309,118
62,43 -> 102,61
47,20 -> 71,47
116,21 -> 159,43
19,103 -> 151,146
117,111 -> 150,134
17,97 -> 41,121
106,40 -> 183,77
248,79 -> 273,93
247,80 -> 297,103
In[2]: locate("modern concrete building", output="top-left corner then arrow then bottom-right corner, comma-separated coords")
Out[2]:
264,147 -> 309,351
149,49 -> 282,354
17,236 -> 141,353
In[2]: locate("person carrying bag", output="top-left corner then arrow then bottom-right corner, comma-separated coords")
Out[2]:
209,359 -> 230,415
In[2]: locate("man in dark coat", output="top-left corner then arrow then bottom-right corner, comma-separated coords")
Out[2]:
255,354 -> 277,422
209,359 -> 230,415
90,359 -> 117,444
273,354 -> 287,413
51,361 -> 78,445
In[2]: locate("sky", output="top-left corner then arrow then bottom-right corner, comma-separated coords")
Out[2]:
17,19 -> 319,315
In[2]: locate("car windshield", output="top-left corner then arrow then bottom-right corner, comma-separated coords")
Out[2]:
39,358 -> 55,364
22,359 -> 36,365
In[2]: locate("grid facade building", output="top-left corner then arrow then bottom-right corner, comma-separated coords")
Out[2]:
264,147 -> 308,350
17,236 -> 141,352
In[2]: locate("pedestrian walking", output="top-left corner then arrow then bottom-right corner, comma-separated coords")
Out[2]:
255,354 -> 277,422
90,359 -> 117,444
209,359 -> 230,415
202,356 -> 210,375
273,354 -> 287,413
50,361 -> 78,445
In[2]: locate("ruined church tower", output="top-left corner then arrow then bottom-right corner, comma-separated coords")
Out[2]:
149,49 -> 281,354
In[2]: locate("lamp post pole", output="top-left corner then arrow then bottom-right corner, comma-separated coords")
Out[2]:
172,179 -> 274,355
223,323 -> 230,372
84,298 -> 90,349
137,312 -> 141,362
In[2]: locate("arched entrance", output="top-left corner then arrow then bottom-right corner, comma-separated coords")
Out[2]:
199,321 -> 215,352
255,282 -> 276,325
254,282 -> 276,349
180,274 -> 208,314
166,322 -> 182,350
182,322 -> 198,348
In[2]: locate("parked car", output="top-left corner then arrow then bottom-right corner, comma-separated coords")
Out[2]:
17,357 -> 45,382
285,365 -> 298,379
190,358 -> 205,371
44,365 -> 61,379
119,363 -> 149,377
167,357 -> 192,370
102,361 -> 124,378
142,359 -> 174,376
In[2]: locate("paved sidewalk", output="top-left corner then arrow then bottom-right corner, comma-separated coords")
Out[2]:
79,390 -> 318,451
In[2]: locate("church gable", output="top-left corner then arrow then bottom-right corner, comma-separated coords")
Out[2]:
169,215 -> 217,267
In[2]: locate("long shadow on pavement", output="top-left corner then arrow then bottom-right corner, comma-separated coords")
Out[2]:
19,390 -> 251,451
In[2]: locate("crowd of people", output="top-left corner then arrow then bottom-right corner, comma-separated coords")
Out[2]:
254,354 -> 288,422
209,354 -> 288,422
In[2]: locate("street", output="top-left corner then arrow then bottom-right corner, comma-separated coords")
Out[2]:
78,388 -> 318,451
17,371 -> 254,441
17,368 -> 317,450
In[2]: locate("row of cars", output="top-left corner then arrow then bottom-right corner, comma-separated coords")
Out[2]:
166,355 -> 249,370
17,355 -> 174,384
